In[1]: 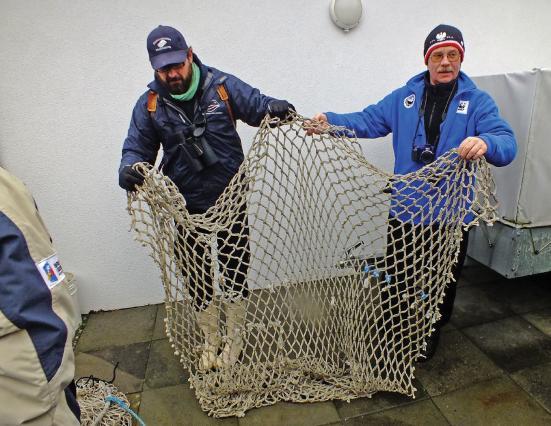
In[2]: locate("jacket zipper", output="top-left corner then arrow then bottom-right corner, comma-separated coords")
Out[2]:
163,99 -> 191,125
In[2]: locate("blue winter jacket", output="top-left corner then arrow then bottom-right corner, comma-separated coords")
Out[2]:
120,56 -> 275,212
325,71 -> 517,224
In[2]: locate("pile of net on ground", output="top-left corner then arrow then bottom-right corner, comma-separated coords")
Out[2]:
127,114 -> 496,417
77,379 -> 133,425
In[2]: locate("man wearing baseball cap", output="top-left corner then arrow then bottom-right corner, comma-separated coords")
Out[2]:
309,24 -> 516,361
119,25 -> 294,371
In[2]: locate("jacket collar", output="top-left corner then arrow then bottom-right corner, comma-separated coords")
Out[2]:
406,70 -> 476,95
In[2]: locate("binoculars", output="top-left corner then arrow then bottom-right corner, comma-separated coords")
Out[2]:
177,125 -> 219,172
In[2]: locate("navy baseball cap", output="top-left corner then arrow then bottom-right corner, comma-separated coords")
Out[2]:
147,25 -> 189,70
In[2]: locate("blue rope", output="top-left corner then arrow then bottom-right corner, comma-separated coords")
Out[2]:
416,288 -> 429,301
105,395 -> 146,426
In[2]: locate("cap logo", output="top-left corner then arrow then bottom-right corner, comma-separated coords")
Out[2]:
154,37 -> 172,52
436,32 -> 447,42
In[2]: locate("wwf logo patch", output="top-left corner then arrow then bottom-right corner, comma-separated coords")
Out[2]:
457,100 -> 469,114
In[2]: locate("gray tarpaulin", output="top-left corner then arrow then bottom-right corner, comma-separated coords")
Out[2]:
472,68 -> 551,228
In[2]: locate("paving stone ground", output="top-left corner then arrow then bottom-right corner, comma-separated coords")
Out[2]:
75,262 -> 551,425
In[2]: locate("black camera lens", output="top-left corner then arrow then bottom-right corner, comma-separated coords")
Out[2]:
419,149 -> 435,164
412,145 -> 435,165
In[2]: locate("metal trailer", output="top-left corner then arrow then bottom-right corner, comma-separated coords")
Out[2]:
467,68 -> 551,278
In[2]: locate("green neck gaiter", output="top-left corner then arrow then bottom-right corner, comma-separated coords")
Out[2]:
170,62 -> 200,101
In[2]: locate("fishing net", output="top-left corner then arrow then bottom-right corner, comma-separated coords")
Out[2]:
127,114 -> 496,417
77,379 -> 133,425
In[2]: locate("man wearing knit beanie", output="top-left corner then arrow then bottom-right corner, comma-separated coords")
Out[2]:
310,25 -> 517,361
424,24 -> 465,65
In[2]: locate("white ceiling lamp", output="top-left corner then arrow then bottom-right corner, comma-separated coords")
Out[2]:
330,0 -> 363,32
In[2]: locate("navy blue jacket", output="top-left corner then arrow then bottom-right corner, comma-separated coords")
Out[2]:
120,57 -> 275,211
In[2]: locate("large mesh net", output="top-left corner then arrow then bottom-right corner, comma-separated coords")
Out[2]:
127,114 -> 496,417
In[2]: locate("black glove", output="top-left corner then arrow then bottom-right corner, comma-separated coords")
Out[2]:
119,165 -> 145,191
267,100 -> 295,120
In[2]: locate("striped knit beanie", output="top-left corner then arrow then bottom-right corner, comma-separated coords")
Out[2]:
424,24 -> 465,64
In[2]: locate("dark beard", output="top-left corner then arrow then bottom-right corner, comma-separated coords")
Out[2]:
159,74 -> 191,95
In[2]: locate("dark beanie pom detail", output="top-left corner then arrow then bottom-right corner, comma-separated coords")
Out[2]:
423,24 -> 465,64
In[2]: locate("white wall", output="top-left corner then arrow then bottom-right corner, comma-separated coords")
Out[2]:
2,0 -> 551,312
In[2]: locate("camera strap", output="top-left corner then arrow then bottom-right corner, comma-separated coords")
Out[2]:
420,79 -> 457,151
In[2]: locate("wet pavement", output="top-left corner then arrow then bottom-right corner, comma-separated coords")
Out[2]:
75,262 -> 551,425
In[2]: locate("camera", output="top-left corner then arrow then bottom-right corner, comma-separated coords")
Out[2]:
412,145 -> 436,165
177,125 -> 219,172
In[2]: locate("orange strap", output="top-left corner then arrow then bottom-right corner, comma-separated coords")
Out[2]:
147,90 -> 157,113
216,84 -> 236,128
